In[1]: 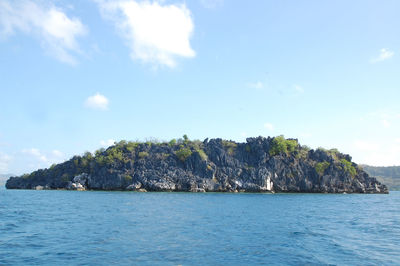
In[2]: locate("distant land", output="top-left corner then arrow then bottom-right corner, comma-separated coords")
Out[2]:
361,165 -> 400,191
6,136 -> 388,193
0,174 -> 13,187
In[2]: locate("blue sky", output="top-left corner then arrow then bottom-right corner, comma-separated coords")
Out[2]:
0,0 -> 399,174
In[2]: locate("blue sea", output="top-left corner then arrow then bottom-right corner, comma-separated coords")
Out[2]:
0,189 -> 399,265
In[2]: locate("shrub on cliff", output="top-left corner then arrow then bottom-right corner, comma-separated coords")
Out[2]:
341,159 -> 356,178
315,161 -> 330,176
125,141 -> 139,152
169,139 -> 177,146
195,148 -> 208,161
94,146 -> 128,166
175,148 -> 192,162
222,140 -> 237,155
183,134 -> 189,145
269,135 -> 298,156
124,174 -> 132,182
138,151 -> 149,158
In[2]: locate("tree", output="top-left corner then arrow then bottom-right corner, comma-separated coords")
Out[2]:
175,148 -> 192,162
183,134 -> 189,144
269,135 -> 298,156
169,139 -> 177,146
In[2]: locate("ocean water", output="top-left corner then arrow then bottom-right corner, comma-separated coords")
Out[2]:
0,189 -> 399,265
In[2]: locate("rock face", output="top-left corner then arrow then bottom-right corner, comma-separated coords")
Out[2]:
6,136 -> 388,193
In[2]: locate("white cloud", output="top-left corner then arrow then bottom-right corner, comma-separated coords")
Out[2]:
85,93 -> 109,110
382,119 -> 390,128
263,123 -> 274,131
353,140 -> 380,152
0,0 -> 87,65
20,148 -> 66,172
22,148 -> 48,162
361,109 -> 400,130
0,152 -> 12,173
395,138 -> 400,144
370,48 -> 394,63
100,139 -> 116,147
293,84 -> 304,93
362,154 -> 393,166
97,0 -> 195,68
247,81 -> 264,89
361,148 -> 400,166
52,150 -> 64,158
200,0 -> 224,9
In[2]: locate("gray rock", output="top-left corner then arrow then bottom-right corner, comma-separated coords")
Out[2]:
5,136 -> 388,194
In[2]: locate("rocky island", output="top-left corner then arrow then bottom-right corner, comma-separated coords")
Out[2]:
6,136 -> 388,193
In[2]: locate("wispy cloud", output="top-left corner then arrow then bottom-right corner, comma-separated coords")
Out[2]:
52,150 -> 64,158
370,48 -> 394,63
85,93 -> 109,110
0,0 -> 87,64
100,139 -> 115,147
381,119 -> 390,128
247,81 -> 264,90
0,152 -> 12,173
360,142 -> 400,166
22,148 -> 48,162
263,122 -> 274,131
97,0 -> 195,68
293,84 -> 304,93
353,140 -> 380,152
200,0 -> 224,9
21,148 -> 66,171
361,109 -> 400,129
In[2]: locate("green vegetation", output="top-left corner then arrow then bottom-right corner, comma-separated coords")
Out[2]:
22,173 -> 30,179
124,174 -> 132,182
222,140 -> 237,155
315,161 -> 330,176
95,148 -> 105,157
341,159 -> 356,178
245,145 -> 251,152
296,145 -> 310,159
183,134 -> 189,145
138,151 -> 149,158
317,147 -> 340,161
125,141 -> 139,152
169,139 -> 177,146
362,165 -> 400,178
269,135 -> 298,156
362,165 -> 400,190
158,153 -> 170,160
196,148 -> 208,161
95,145 -> 128,166
175,148 -> 192,162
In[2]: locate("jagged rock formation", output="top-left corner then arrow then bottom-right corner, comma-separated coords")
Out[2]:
6,136 -> 388,193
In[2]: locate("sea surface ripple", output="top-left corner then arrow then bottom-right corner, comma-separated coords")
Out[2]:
0,189 -> 399,265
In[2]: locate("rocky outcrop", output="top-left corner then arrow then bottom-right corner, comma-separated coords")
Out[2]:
6,136 -> 388,193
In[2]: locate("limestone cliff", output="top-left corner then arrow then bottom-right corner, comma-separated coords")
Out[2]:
6,136 -> 388,193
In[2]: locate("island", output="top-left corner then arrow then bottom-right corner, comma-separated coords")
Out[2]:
361,165 -> 400,191
6,136 -> 388,193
